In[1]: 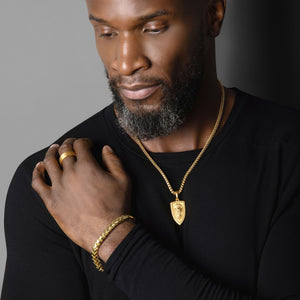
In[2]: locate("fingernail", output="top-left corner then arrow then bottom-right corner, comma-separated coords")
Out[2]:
50,144 -> 60,148
104,145 -> 113,153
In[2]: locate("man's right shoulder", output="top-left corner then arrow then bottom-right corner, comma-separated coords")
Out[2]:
6,103 -> 118,211
19,103 -> 116,175
5,104 -> 117,233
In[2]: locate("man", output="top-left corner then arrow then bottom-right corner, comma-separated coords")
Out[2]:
2,0 -> 300,299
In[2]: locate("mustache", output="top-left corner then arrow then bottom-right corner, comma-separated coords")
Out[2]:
109,76 -> 164,87
105,70 -> 165,87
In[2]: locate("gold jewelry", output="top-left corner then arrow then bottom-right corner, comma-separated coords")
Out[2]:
58,151 -> 76,165
91,214 -> 136,272
135,81 -> 225,225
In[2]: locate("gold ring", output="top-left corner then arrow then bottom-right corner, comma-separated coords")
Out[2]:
59,151 -> 76,165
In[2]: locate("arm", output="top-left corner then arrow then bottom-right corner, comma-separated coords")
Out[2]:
102,210 -> 300,300
102,138 -> 300,299
1,158 -> 90,299
105,224 -> 256,300
31,138 -> 300,300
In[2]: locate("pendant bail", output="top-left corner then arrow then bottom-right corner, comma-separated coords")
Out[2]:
174,191 -> 180,201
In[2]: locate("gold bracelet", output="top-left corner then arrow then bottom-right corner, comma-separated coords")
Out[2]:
91,215 -> 136,272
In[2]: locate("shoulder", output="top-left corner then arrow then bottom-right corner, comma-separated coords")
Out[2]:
5,104 -> 116,226
54,103 -> 116,145
232,90 -> 300,225
233,89 -> 300,148
19,103 -> 115,176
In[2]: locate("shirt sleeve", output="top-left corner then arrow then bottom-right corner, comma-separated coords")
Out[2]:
257,137 -> 300,299
105,224 -> 258,300
104,142 -> 300,300
104,213 -> 300,300
1,159 -> 90,299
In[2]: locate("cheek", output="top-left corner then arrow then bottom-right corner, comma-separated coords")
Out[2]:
93,27 -> 116,72
94,38 -> 111,69
144,25 -> 198,82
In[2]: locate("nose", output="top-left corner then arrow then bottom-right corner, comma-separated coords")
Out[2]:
111,32 -> 151,76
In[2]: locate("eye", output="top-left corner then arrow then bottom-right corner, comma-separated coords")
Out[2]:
98,32 -> 117,39
142,24 -> 168,35
143,27 -> 167,35
144,28 -> 162,34
94,25 -> 118,39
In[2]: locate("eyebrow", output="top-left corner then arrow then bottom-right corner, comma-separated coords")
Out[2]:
139,9 -> 171,21
89,9 -> 171,24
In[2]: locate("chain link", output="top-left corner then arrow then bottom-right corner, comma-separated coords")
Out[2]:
135,81 -> 225,198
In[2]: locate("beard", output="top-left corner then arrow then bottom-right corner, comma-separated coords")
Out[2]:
107,40 -> 205,141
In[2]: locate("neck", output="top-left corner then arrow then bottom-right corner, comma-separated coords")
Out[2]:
135,77 -> 236,153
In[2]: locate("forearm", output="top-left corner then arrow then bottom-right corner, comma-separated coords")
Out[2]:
104,224 -> 256,300
99,220 -> 136,263
2,162 -> 90,299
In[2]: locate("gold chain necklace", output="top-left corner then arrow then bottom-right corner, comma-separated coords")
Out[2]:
135,81 -> 225,225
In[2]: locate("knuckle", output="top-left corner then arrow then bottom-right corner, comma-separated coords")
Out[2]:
43,156 -> 52,166
59,143 -> 73,154
78,160 -> 95,173
64,137 -> 76,144
74,137 -> 93,148
46,145 -> 59,156
62,169 -> 77,185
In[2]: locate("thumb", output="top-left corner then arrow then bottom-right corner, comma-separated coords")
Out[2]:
102,145 -> 126,177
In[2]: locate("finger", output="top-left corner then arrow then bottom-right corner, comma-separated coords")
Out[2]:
32,162 -> 51,200
73,138 -> 97,164
44,144 -> 62,182
58,138 -> 77,169
102,145 -> 126,178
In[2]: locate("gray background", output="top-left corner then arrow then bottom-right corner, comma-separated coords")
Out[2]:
1,0 -> 300,290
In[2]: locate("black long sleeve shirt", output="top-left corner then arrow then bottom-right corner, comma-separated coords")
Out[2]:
2,89 -> 300,299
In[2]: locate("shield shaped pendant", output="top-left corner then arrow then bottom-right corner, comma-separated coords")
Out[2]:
170,200 -> 186,225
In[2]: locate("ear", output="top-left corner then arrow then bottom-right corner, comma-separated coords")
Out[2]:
207,0 -> 226,37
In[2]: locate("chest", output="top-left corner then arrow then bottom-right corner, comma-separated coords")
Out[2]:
125,148 -> 278,293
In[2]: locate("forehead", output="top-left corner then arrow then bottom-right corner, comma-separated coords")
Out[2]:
86,0 -> 194,22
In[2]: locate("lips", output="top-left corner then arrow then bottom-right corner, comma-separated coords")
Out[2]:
119,84 -> 160,100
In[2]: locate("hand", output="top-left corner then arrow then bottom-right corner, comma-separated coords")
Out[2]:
31,138 -> 134,256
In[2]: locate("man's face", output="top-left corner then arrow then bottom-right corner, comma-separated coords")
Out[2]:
86,0 -> 209,140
